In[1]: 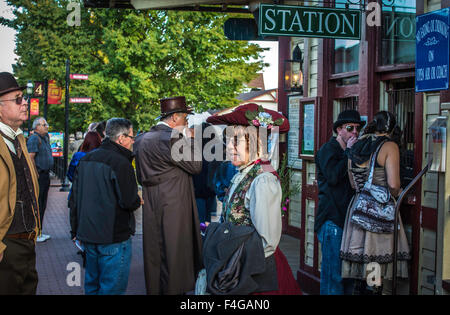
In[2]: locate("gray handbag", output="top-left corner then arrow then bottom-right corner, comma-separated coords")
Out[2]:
350,141 -> 396,233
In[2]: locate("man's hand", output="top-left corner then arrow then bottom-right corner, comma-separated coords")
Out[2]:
346,136 -> 358,149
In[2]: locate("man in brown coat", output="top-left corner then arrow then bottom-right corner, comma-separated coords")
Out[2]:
0,72 -> 40,294
134,96 -> 203,295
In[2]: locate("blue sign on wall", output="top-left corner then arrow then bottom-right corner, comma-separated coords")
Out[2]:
416,8 -> 450,93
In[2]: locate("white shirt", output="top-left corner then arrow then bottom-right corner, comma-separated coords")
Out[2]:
0,121 -> 23,154
227,162 -> 282,257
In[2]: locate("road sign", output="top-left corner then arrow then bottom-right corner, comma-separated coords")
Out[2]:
259,4 -> 361,39
70,97 -> 92,103
70,74 -> 89,80
416,8 -> 450,92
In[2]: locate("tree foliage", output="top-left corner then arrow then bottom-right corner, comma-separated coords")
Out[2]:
1,0 -> 265,132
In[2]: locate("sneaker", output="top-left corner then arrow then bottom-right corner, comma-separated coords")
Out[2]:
36,234 -> 51,242
36,235 -> 47,242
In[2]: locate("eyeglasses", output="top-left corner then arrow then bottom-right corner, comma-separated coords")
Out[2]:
123,134 -> 135,140
345,125 -> 362,132
0,95 -> 29,105
39,122 -> 49,127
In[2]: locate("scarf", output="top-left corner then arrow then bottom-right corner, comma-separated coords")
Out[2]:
348,134 -> 389,165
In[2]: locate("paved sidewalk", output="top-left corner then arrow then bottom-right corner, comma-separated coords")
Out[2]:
35,179 -> 300,295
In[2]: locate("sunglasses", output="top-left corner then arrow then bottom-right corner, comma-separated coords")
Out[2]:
345,125 -> 362,132
123,134 -> 135,140
0,95 -> 29,105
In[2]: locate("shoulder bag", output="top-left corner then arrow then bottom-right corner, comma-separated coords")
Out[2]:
350,141 -> 396,233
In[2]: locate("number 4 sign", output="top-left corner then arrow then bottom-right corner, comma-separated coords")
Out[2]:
34,81 -> 44,97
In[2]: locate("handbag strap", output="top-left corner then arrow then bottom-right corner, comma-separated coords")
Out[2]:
367,140 -> 388,185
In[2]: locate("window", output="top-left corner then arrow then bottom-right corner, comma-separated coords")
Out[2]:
333,0 -> 360,73
381,0 -> 416,65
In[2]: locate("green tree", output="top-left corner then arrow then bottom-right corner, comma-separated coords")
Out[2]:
1,0 -> 265,133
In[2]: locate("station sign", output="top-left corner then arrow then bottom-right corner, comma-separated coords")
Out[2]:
259,4 -> 361,39
416,8 -> 450,92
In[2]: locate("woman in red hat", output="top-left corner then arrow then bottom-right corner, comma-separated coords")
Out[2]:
206,103 -> 301,295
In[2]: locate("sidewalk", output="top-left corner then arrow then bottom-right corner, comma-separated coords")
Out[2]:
35,179 -> 300,295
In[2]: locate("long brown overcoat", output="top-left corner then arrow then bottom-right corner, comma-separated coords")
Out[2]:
134,124 -> 203,295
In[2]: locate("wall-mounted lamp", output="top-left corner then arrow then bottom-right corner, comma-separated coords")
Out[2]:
284,44 -> 303,94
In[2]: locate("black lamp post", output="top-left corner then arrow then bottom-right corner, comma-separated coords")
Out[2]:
283,44 -> 304,94
26,80 -> 34,133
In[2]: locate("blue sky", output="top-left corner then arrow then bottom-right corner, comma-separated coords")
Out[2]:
0,0 -> 278,89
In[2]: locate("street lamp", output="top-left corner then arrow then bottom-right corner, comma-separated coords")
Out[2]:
26,80 -> 34,133
283,44 -> 304,94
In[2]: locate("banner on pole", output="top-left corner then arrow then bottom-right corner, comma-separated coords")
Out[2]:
47,80 -> 62,104
30,98 -> 39,116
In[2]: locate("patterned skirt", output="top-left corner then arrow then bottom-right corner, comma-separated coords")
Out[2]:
340,194 -> 411,280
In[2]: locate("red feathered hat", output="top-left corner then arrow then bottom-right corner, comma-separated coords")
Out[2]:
206,103 -> 290,133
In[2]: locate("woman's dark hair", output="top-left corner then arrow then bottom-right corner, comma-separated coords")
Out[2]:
363,111 -> 402,145
79,131 -> 102,153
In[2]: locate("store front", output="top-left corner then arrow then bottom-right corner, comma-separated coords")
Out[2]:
85,0 -> 450,295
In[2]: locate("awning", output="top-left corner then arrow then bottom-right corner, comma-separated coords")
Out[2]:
83,0 -> 269,12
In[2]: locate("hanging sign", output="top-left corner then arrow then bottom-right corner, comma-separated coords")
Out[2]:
415,8 -> 450,92
259,4 -> 361,39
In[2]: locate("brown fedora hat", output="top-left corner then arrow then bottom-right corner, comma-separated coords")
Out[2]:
0,72 -> 26,97
158,96 -> 193,119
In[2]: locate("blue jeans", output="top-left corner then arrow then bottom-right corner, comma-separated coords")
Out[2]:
317,220 -> 344,295
84,238 -> 132,295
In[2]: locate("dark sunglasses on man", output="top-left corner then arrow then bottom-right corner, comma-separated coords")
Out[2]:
0,95 -> 29,105
345,125 -> 362,133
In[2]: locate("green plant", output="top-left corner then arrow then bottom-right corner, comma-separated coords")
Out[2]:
277,153 -> 301,216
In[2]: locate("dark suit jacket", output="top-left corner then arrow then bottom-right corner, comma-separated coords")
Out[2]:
203,222 -> 278,295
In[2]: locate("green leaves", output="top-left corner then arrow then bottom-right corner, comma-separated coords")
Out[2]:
3,1 -> 265,133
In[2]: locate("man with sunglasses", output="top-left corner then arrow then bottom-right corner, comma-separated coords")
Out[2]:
0,72 -> 41,294
314,109 -> 365,295
27,117 -> 54,242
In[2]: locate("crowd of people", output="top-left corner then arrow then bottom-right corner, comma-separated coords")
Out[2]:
0,71 -> 409,295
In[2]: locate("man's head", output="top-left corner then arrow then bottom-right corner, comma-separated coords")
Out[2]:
32,117 -> 49,136
333,109 -> 365,144
105,118 -> 134,150
162,112 -> 188,129
0,72 -> 28,131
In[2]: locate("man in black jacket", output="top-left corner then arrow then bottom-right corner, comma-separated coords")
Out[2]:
314,110 -> 364,295
70,118 -> 142,295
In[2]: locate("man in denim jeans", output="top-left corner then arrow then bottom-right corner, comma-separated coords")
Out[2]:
70,118 -> 143,294
314,110 -> 364,295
